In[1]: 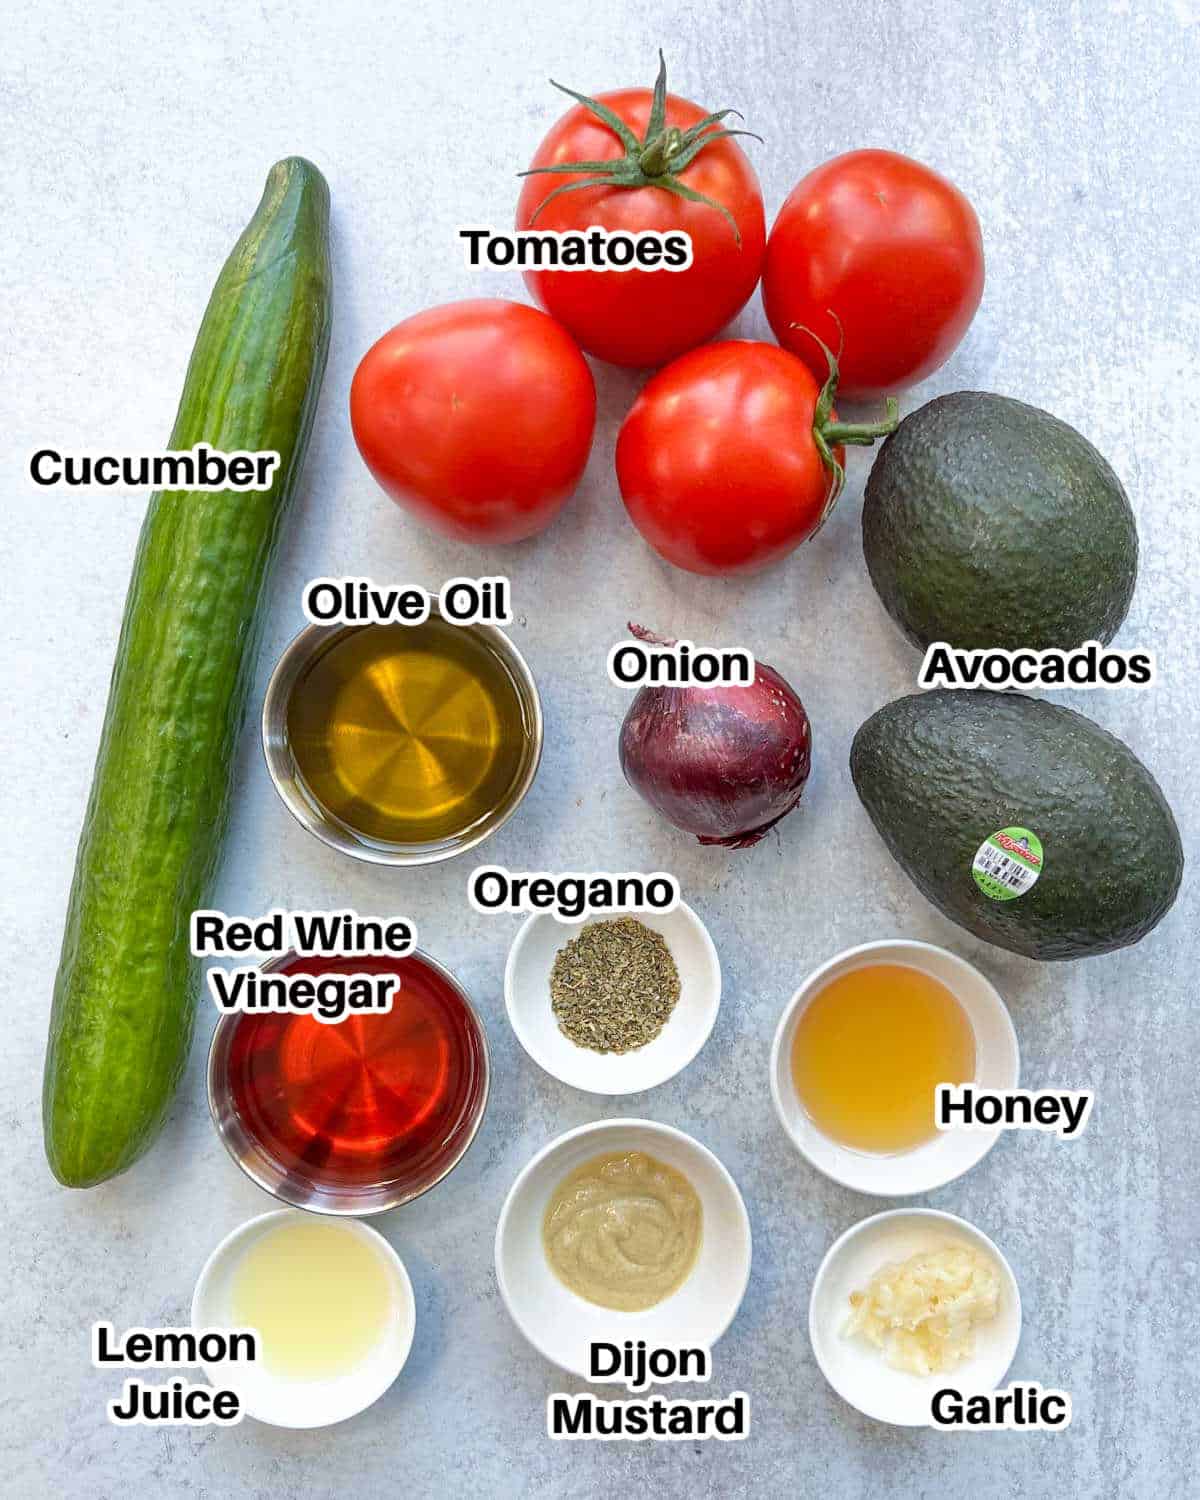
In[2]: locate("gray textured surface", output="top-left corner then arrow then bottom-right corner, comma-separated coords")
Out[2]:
4,1 -> 1199,1495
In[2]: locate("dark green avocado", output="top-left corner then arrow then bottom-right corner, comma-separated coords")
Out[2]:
862,392 -> 1138,651
850,690 -> 1182,960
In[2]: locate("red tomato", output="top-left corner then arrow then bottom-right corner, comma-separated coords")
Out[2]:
350,299 -> 595,544
616,340 -> 896,576
516,61 -> 765,368
763,150 -> 984,401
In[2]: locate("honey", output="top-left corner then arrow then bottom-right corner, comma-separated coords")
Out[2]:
286,618 -> 532,845
790,963 -> 976,1154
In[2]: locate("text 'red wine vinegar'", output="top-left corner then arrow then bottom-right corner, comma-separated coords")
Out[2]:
226,953 -> 487,1196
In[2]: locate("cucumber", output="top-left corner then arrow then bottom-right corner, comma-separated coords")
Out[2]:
43,158 -> 332,1186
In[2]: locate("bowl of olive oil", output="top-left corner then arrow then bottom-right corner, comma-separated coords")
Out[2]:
263,610 -> 542,864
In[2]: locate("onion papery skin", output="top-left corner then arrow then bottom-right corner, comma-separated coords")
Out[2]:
618,665 -> 812,848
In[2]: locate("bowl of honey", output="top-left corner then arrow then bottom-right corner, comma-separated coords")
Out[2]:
262,610 -> 542,865
207,950 -> 490,1215
770,940 -> 1019,1196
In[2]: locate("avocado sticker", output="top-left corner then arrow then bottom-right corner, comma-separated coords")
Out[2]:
972,827 -> 1044,901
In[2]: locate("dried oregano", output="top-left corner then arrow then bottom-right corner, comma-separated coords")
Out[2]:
549,917 -> 681,1054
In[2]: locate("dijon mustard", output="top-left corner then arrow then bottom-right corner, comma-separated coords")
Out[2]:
542,1150 -> 702,1312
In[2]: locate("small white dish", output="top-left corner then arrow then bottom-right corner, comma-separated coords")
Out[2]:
809,1207 -> 1022,1427
495,1118 -> 751,1378
770,939 -> 1019,1195
191,1209 -> 416,1428
504,904 -> 721,1095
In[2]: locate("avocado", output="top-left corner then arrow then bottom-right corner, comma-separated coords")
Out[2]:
850,690 -> 1181,960
862,392 -> 1138,651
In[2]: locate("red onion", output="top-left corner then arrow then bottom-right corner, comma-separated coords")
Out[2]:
618,625 -> 812,849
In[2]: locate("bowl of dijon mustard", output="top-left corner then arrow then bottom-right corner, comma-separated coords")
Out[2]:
495,1118 -> 752,1377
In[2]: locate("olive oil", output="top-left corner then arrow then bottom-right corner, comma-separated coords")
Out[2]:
229,1219 -> 396,1380
286,619 -> 531,844
790,963 -> 976,1154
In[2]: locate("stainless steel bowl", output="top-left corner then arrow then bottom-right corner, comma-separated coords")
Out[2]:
261,610 -> 543,866
206,949 -> 490,1216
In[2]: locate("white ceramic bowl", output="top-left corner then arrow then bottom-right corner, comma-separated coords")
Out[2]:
770,939 -> 1019,1195
504,904 -> 721,1095
495,1119 -> 751,1377
191,1209 -> 416,1427
809,1207 -> 1022,1426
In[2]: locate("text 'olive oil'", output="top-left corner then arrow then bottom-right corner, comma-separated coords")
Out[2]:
790,963 -> 976,1154
286,618 -> 532,845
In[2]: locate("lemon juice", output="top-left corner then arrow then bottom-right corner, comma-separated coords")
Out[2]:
230,1219 -> 395,1380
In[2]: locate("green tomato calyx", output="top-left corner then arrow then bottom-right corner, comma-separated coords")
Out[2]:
796,323 -> 900,527
520,51 -> 760,244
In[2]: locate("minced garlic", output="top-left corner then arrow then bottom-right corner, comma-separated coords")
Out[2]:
843,1243 -> 1000,1375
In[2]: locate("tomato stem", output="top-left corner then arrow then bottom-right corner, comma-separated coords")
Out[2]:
638,125 -> 683,179
794,323 -> 899,529
520,52 -> 759,244
823,403 -> 900,446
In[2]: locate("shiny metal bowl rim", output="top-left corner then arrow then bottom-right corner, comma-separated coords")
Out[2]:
260,609 -> 544,867
206,947 -> 491,1217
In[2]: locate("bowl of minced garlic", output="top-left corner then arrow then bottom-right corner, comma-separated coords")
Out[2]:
808,1208 -> 1022,1426
843,1242 -> 1000,1375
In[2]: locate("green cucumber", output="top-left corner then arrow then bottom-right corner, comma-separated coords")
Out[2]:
43,158 -> 332,1186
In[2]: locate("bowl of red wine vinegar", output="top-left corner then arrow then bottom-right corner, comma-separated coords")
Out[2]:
207,951 -> 490,1215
